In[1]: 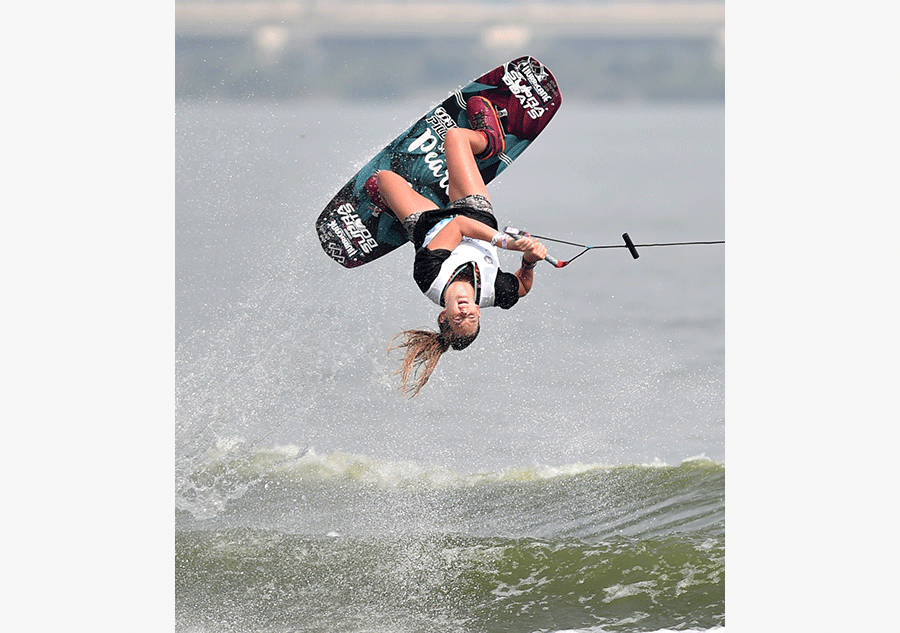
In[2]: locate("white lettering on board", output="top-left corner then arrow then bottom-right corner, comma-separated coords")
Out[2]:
502,70 -> 547,120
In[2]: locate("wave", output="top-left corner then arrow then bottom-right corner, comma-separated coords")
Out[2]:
177,440 -> 722,486
177,443 -> 723,539
176,444 -> 724,632
176,528 -> 724,633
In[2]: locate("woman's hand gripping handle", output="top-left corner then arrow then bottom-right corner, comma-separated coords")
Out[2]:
503,227 -> 562,267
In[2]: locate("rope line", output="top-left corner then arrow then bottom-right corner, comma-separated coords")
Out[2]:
531,235 -> 725,250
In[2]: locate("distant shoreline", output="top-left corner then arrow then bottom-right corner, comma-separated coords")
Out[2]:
176,43 -> 724,102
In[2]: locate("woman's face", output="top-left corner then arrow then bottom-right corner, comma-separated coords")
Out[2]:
442,281 -> 481,337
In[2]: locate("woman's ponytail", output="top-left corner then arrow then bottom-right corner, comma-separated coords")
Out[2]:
389,319 -> 479,397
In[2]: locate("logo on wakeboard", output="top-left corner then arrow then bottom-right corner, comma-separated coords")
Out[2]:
407,107 -> 459,194
328,203 -> 379,258
503,58 -> 554,119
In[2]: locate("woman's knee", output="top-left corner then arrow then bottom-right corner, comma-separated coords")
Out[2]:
444,127 -> 465,143
376,170 -> 399,187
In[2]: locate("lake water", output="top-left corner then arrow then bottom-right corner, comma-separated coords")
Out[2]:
175,99 -> 725,632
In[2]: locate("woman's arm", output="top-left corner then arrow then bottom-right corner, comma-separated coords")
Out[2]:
513,240 -> 546,297
427,217 -> 546,298
515,260 -> 536,297
425,216 -> 498,251
427,217 -> 547,259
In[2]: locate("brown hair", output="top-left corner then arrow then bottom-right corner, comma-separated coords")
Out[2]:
389,318 -> 479,397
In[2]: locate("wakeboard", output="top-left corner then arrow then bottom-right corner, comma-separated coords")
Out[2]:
315,55 -> 562,268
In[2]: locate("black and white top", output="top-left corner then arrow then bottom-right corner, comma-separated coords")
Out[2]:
410,205 -> 520,310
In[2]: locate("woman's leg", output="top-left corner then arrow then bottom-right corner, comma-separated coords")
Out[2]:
445,127 -> 490,203
376,170 -> 437,223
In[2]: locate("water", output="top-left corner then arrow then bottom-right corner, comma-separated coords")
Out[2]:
176,99 -> 724,632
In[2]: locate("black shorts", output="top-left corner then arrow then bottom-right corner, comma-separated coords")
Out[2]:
405,196 -> 499,250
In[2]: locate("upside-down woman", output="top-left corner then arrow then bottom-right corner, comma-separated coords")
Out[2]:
367,96 -> 548,396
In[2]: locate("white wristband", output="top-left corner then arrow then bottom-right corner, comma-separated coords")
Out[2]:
491,232 -> 510,249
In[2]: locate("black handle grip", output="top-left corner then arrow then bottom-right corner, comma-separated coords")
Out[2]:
622,233 -> 640,259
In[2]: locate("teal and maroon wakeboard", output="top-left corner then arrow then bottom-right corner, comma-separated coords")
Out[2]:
315,56 -> 562,268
